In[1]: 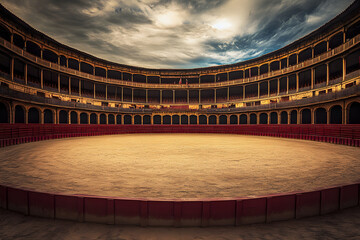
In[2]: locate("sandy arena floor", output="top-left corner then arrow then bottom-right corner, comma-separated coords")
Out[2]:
0,133 -> 359,199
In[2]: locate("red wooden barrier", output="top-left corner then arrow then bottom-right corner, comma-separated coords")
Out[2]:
340,184 -> 359,209
7,187 -> 28,215
208,200 -> 236,226
236,197 -> 267,225
0,185 -> 7,209
55,195 -> 84,221
296,191 -> 321,219
321,187 -> 340,215
28,191 -> 54,218
114,199 -> 142,226
84,197 -> 114,224
148,201 -> 174,226
266,194 -> 296,222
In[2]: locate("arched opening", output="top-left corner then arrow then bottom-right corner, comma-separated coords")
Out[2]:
0,102 -> 9,123
250,113 -> 257,124
199,115 -> 207,125
298,47 -> 312,63
60,55 -> 67,67
172,115 -> 180,125
348,102 -> 360,124
95,67 -> 106,78
90,113 -> 97,124
301,109 -> 311,124
134,115 -> 141,125
108,114 -> 115,124
80,62 -> 94,75
15,105 -> 25,123
43,109 -> 53,123
28,107 -> 40,124
314,41 -> 327,57
80,113 -> 88,124
59,110 -> 68,124
330,105 -> 342,124
280,111 -> 288,124
190,115 -> 197,125
124,115 -> 132,124
329,32 -> 344,49
143,115 -> 151,124
26,41 -> 41,57
43,49 -> 58,63
0,51 -> 10,74
346,20 -> 360,40
270,112 -> 278,124
13,33 -> 25,49
209,115 -> 216,125
100,114 -> 106,124
259,113 -> 268,124
0,24 -> 11,42
163,115 -> 171,124
153,115 -> 161,125
71,112 -> 78,124
219,115 -> 227,125
240,114 -> 247,124
290,110 -> 297,124
181,115 -> 188,125
116,115 -> 122,124
260,64 -> 268,75
230,115 -> 238,124
315,108 -> 327,124
346,50 -> 360,74
68,58 -> 79,70
270,61 -> 280,71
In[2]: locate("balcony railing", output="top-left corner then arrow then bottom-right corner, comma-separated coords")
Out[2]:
0,34 -> 359,89
1,74 -> 359,114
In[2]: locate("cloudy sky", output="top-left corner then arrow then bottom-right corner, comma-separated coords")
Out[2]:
2,0 -> 354,69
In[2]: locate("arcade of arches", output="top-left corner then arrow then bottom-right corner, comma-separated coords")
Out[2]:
0,100 -> 359,125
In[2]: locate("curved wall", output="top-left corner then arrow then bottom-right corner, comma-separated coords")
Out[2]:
0,124 -> 359,227
0,2 -> 359,114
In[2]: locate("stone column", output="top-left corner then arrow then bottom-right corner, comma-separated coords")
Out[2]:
326,63 -> 329,86
342,57 -> 346,82
311,68 -> 314,89
10,58 -> 14,81
24,64 -> 28,85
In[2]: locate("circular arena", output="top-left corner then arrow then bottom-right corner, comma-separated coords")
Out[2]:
0,0 -> 359,230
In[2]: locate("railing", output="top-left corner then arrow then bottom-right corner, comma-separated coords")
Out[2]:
0,35 -> 359,89
0,80 -> 359,114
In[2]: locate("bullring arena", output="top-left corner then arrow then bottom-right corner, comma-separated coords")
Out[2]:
0,0 -> 360,239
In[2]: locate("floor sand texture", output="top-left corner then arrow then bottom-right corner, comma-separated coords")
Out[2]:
0,134 -> 359,199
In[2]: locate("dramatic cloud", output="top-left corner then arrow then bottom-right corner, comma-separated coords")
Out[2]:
1,0 -> 354,69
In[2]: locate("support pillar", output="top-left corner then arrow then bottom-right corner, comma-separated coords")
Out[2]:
311,109 -> 315,124
311,68 -> 314,89
326,63 -> 330,86
40,69 -> 43,89
286,76 -> 289,94
68,111 -> 71,124
10,58 -> 14,81
40,110 -> 44,124
25,64 -> 28,85
342,57 -> 346,82
326,109 -> 330,124
58,74 -> 60,92
25,109 -> 28,124
296,73 -> 299,92
287,112 -> 291,124
93,84 -> 96,98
